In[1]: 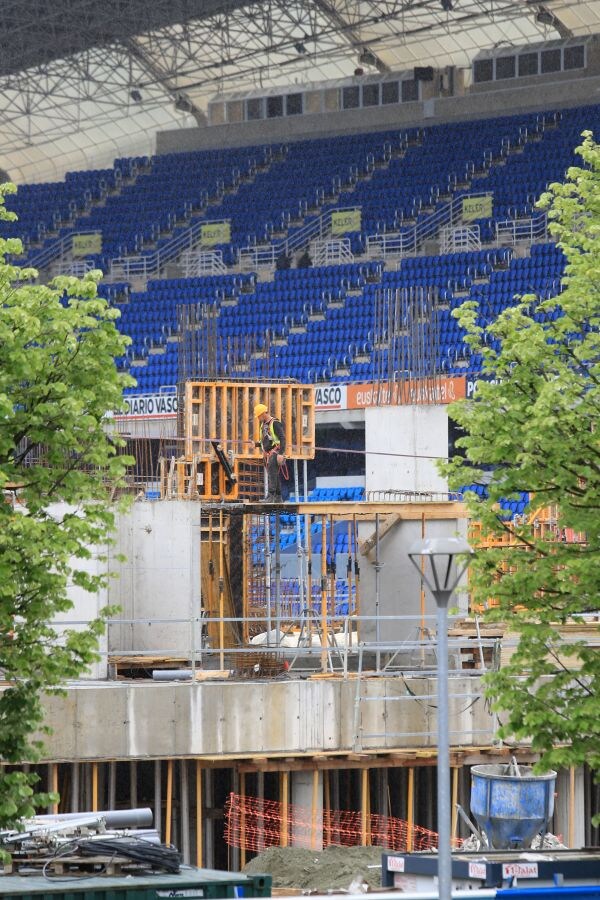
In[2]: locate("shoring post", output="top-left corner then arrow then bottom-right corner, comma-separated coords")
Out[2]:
240,771 -> 246,868
303,460 -> 311,619
280,771 -> 289,847
328,512 -> 335,628
353,515 -> 361,635
196,760 -> 203,866
407,767 -> 415,851
275,512 -> 282,648
154,760 -> 162,841
242,514 -> 249,643
265,512 -> 273,643
361,768 -> 370,846
294,460 -> 306,619
166,759 -> 173,846
181,760 -> 190,864
218,508 -> 225,668
208,513 -> 215,649
323,770 -> 330,846
451,766 -> 459,843
320,514 -> 328,672
92,762 -> 98,811
311,768 -> 319,851
48,764 -> 58,814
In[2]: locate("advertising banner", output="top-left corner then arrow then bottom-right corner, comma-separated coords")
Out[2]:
331,209 -> 361,235
462,195 -> 493,221
314,383 -> 347,410
72,232 -> 102,256
115,394 -> 178,418
200,220 -> 231,245
347,377 -> 466,408
117,377 -> 465,420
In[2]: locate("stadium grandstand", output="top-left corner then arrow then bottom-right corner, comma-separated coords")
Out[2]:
2,0 -> 600,874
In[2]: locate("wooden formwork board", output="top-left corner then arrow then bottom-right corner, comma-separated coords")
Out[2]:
162,457 -> 264,501
183,381 -> 315,462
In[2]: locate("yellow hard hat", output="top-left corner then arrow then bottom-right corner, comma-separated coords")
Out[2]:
253,403 -> 268,418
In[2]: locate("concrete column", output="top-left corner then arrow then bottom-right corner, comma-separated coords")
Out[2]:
292,770 -> 323,850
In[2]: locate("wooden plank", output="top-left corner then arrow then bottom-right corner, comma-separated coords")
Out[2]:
194,669 -> 231,681
360,512 -> 402,557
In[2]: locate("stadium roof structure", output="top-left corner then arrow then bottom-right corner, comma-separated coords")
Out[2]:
1,0 -> 600,183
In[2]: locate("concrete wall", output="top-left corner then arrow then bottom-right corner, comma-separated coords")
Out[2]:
355,404 -> 466,643
107,499 -> 202,658
45,503 -> 110,680
357,513 -> 469,643
37,674 -> 493,761
364,404 -> 448,496
156,72 -> 600,157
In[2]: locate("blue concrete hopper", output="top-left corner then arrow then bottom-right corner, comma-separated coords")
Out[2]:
470,762 -> 557,849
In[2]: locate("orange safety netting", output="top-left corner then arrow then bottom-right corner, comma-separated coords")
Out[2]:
225,792 -> 452,852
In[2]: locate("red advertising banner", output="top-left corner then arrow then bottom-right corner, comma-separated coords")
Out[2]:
346,377 -> 466,408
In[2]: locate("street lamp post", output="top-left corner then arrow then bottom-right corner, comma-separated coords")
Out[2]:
408,536 -> 474,900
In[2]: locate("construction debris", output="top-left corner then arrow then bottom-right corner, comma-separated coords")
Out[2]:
0,808 -> 181,876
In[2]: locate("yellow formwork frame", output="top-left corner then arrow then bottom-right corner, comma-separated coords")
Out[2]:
184,381 -> 315,462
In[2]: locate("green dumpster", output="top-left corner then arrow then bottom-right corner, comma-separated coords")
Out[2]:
0,868 -> 271,900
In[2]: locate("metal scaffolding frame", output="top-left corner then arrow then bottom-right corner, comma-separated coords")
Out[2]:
1,0 -> 594,176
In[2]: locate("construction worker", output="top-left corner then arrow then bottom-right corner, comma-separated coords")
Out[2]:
254,403 -> 286,502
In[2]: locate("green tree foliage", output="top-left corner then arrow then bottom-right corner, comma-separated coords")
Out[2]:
0,183 -> 133,825
443,133 -> 600,776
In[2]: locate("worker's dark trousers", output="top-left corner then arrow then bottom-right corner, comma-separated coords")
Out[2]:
266,451 -> 282,497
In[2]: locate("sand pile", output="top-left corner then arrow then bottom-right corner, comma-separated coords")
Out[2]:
243,845 -> 384,891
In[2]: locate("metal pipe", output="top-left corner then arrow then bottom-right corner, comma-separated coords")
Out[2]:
218,508 -> 225,669
130,760 -> 137,809
275,512 -> 281,648
320,513 -> 328,672
181,760 -> 190,864
435,593 -> 452,900
195,760 -> 203,866
154,760 -> 162,839
34,808 -> 153,828
407,767 -> 415,852
92,762 -> 98,812
108,761 -> 116,812
456,803 -> 487,845
71,762 -> 80,813
152,669 -> 194,681
166,761 -> 173,846
374,513 -> 382,672
265,511 -> 273,644
294,459 -> 305,615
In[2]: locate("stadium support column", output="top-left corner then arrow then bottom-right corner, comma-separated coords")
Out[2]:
292,770 -> 323,850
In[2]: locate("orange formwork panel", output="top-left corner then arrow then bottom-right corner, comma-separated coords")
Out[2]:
183,381 -> 315,462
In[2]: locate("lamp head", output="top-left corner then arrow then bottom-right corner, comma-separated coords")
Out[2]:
408,536 -> 474,601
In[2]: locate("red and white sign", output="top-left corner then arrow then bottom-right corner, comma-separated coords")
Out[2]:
502,862 -> 539,879
468,862 -> 487,880
386,856 -> 405,872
